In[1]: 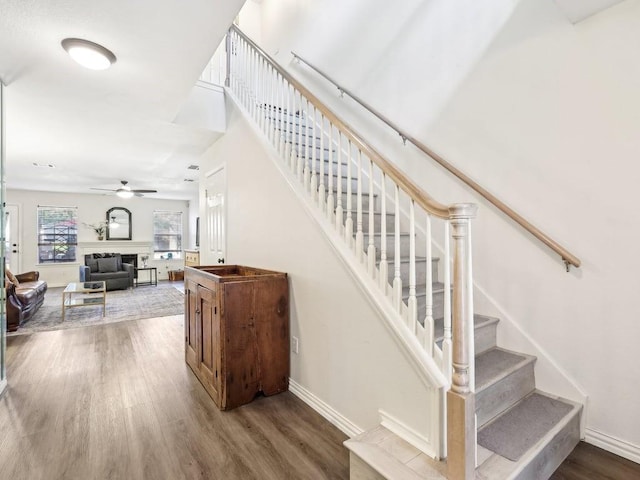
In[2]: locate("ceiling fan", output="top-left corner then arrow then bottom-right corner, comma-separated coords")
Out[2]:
91,180 -> 158,198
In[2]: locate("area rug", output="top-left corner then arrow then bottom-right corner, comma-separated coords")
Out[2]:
9,283 -> 185,336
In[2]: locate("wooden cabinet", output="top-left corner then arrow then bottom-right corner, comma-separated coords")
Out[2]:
184,265 -> 289,410
184,250 -> 200,267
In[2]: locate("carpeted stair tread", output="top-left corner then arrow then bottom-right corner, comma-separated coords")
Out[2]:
475,347 -> 535,392
477,392 -> 574,461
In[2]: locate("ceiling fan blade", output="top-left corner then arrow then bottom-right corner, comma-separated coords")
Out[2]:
90,188 -> 117,192
131,189 -> 157,193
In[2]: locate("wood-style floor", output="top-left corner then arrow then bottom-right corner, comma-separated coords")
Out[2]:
2,314 -> 638,480
552,441 -> 640,479
0,315 -> 349,480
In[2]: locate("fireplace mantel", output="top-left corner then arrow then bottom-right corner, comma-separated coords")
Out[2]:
80,241 -> 153,255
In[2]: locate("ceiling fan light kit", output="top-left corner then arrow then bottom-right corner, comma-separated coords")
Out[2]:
116,189 -> 134,199
91,180 -> 158,198
61,38 -> 116,70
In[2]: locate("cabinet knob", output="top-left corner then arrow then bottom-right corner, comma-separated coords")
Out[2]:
195,309 -> 201,314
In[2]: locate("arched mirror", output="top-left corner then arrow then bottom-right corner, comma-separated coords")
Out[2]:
106,207 -> 132,240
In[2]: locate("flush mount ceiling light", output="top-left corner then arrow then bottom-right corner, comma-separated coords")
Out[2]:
61,38 -> 116,70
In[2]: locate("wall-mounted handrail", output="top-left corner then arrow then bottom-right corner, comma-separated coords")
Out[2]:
291,51 -> 581,271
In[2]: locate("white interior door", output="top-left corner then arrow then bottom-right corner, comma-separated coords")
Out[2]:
5,205 -> 20,272
205,167 -> 226,264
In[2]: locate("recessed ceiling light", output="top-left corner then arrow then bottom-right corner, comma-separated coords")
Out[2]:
61,38 -> 116,70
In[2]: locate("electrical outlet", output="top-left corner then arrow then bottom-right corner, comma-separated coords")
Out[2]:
292,336 -> 299,354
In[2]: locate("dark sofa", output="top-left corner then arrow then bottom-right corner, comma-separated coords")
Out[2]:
5,270 -> 48,332
79,253 -> 134,291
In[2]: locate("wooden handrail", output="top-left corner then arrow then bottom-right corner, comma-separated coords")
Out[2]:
229,25 -> 450,219
290,51 -> 581,270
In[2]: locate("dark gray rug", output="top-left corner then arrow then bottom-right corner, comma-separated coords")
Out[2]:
9,283 -> 184,336
477,392 -> 574,461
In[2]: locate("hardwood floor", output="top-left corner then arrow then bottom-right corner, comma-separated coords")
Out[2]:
3,314 -> 638,480
552,441 -> 640,479
0,315 -> 349,480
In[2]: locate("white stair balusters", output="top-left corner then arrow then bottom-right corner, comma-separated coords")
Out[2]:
367,159 -> 376,276
326,125 -> 335,224
408,199 -> 418,332
345,141 -> 354,247
318,114 -> 326,211
310,107 -> 318,197
379,174 -> 388,295
393,185 -> 402,312
424,214 -> 434,356
355,150 -> 364,263
303,101 -> 311,190
335,132 -> 344,234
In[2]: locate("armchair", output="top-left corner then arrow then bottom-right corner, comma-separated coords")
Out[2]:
79,253 -> 134,291
5,269 -> 48,331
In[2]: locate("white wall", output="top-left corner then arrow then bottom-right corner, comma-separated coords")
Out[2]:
200,100 -> 439,446
242,0 -> 640,456
7,189 -> 190,285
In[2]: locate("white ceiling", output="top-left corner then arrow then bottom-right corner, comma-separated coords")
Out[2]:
0,0 -> 245,200
554,0 -> 625,23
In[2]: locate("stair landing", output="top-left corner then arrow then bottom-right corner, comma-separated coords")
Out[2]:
345,426 -> 446,480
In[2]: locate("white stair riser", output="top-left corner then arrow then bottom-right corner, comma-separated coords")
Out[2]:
385,258 -> 438,287
361,233 -> 412,257
283,131 -> 321,143
474,320 -> 498,355
336,192 -> 379,212
435,318 -> 498,355
476,362 -> 536,429
293,146 -> 334,162
411,289 -> 446,322
315,173 -> 362,193
342,211 -> 395,232
265,111 -> 309,127
513,408 -> 581,480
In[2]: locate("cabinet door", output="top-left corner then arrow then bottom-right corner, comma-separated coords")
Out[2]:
197,284 -> 221,403
184,279 -> 199,369
222,282 -> 261,409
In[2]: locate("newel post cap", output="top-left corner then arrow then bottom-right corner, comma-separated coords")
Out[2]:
448,203 -> 478,220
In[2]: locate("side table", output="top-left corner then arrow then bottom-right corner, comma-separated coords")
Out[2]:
135,267 -> 158,287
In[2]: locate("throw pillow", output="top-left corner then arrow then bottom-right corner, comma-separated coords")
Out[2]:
86,258 -> 99,273
97,257 -> 118,273
5,267 -> 19,286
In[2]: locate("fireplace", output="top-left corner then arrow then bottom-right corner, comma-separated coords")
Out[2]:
121,254 -> 138,278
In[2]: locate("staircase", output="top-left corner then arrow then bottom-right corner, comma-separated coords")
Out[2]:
223,26 -> 583,480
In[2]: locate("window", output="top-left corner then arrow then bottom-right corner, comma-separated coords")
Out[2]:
37,206 -> 78,263
153,210 -> 182,259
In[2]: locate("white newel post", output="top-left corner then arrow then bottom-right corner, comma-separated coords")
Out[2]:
446,203 -> 477,480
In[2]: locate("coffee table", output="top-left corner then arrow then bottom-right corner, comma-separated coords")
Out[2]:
62,281 -> 106,321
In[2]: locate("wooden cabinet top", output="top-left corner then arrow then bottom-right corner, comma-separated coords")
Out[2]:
185,265 -> 287,284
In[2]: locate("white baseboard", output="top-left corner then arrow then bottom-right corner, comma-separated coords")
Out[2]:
289,378 -> 364,438
379,409 -> 437,458
585,428 -> 640,464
